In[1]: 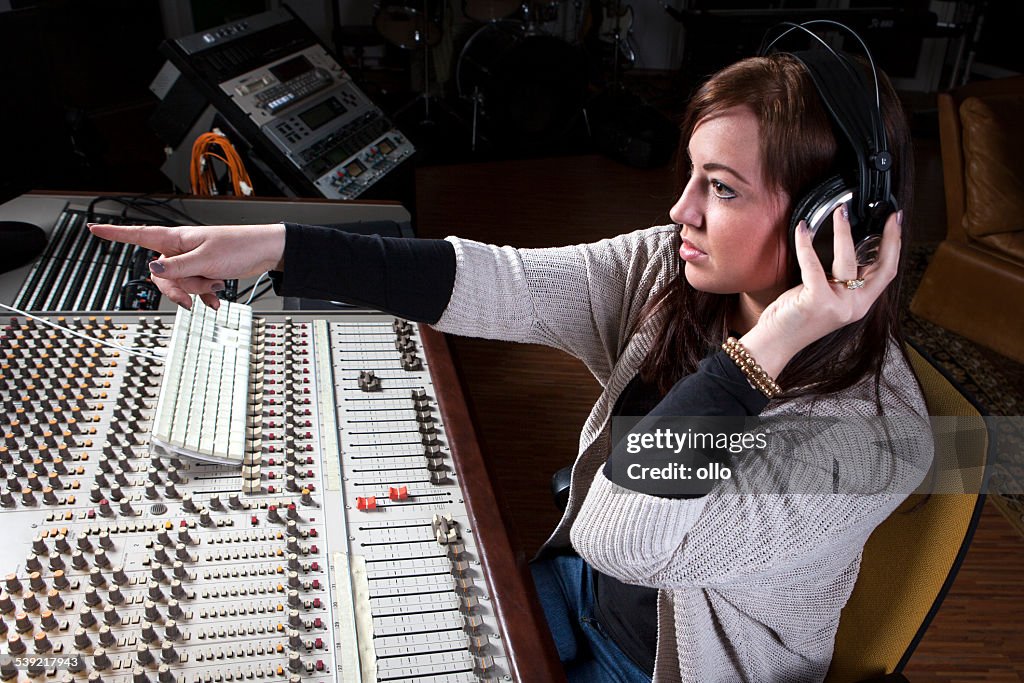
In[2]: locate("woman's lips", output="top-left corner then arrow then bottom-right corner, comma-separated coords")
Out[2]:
679,238 -> 708,261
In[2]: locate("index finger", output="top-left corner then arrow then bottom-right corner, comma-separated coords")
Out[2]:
859,211 -> 903,297
88,224 -> 182,254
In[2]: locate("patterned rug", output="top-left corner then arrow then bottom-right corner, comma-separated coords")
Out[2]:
902,243 -> 1024,536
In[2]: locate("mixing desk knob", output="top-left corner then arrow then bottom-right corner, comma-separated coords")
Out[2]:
170,581 -> 185,599
167,467 -> 182,484
301,489 -> 314,506
112,566 -> 129,585
102,604 -> 120,625
21,488 -> 36,505
177,527 -> 192,544
136,644 -> 154,666
0,593 -> 12,614
71,551 -> 88,570
52,570 -> 69,589
140,621 -> 158,643
84,586 -> 102,607
6,633 -> 25,654
175,544 -> 192,562
287,554 -> 301,572
119,499 -> 136,515
167,599 -> 183,619
199,509 -> 213,527
144,601 -> 161,622
164,620 -> 180,641
31,537 -> 48,555
77,535 -> 93,552
181,494 -> 197,513
0,657 -> 17,680
151,566 -> 167,582
94,549 -> 110,567
158,664 -> 174,683
98,626 -> 116,647
89,568 -> 106,587
52,459 -> 67,475
145,483 -> 159,499
46,589 -> 64,610
267,505 -> 281,523
172,562 -> 188,580
156,529 -> 172,546
98,499 -> 113,516
160,641 -> 178,663
14,612 -> 32,633
74,627 -> 92,649
22,593 -> 39,612
164,482 -> 179,498
113,469 -> 129,486
287,608 -> 302,627
25,555 -> 42,572
209,494 -> 222,510
93,648 -> 112,670
107,587 -> 124,604
228,493 -> 242,509
28,571 -> 45,592
4,575 -> 20,593
32,631 -> 52,652
287,571 -> 300,589
107,484 -> 124,501
68,657 -> 86,675
132,667 -> 153,683
78,607 -> 96,627
147,468 -> 162,484
153,547 -> 169,564
54,535 -> 70,554
94,472 -> 109,488
44,558 -> 60,576
89,484 -> 104,503
0,491 -> 12,508
287,590 -> 301,609
147,582 -> 164,601
97,531 -> 113,549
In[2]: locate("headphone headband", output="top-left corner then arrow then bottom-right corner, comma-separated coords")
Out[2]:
759,21 -> 892,217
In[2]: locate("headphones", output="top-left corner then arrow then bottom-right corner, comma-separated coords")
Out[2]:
759,20 -> 897,274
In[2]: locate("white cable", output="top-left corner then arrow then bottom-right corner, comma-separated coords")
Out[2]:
0,302 -> 166,363
245,272 -> 268,306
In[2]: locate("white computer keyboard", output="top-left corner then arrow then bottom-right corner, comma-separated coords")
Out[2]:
151,296 -> 264,466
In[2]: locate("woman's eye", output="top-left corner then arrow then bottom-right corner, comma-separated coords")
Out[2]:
710,180 -> 736,199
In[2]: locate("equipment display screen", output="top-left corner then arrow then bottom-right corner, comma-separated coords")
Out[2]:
270,55 -> 313,82
299,98 -> 346,131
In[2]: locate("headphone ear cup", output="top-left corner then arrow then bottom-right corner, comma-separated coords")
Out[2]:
789,175 -> 851,274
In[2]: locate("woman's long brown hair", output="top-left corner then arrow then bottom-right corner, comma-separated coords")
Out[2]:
638,53 -> 917,411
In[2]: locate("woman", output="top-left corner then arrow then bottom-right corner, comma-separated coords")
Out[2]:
92,52 -> 932,682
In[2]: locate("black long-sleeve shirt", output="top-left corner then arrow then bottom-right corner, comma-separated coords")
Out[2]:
270,223 -> 768,676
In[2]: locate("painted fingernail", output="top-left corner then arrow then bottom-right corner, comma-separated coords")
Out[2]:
798,219 -> 811,234
86,223 -> 96,228
211,281 -> 224,292
841,202 -> 850,221
896,210 -> 904,226
149,260 -> 165,275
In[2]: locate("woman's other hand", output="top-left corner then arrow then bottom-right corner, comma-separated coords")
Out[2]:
741,205 -> 903,379
88,223 -> 286,310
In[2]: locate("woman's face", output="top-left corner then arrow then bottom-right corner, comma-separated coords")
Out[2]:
669,106 -> 790,307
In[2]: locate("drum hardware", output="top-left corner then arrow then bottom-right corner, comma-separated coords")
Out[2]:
455,19 -> 589,154
373,0 -> 443,50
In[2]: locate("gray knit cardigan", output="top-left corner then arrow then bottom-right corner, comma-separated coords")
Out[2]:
431,225 -> 933,682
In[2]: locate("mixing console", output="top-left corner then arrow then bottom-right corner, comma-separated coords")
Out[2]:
0,310 -> 513,682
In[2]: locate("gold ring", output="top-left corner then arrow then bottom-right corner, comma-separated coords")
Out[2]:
828,277 -> 865,290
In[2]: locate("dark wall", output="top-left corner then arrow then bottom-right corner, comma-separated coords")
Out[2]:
0,0 -> 169,201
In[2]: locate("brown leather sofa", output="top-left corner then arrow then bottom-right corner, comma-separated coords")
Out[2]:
910,75 -> 1024,364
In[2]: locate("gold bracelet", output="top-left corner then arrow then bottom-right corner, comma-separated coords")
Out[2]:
721,336 -> 782,399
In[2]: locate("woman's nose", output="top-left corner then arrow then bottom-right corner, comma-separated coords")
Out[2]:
669,179 -> 702,227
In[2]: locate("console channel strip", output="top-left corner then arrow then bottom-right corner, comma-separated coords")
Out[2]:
0,311 -> 511,682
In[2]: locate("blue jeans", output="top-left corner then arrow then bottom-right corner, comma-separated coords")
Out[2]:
530,554 -> 652,683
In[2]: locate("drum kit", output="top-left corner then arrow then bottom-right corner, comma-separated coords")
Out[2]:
372,0 -> 593,153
